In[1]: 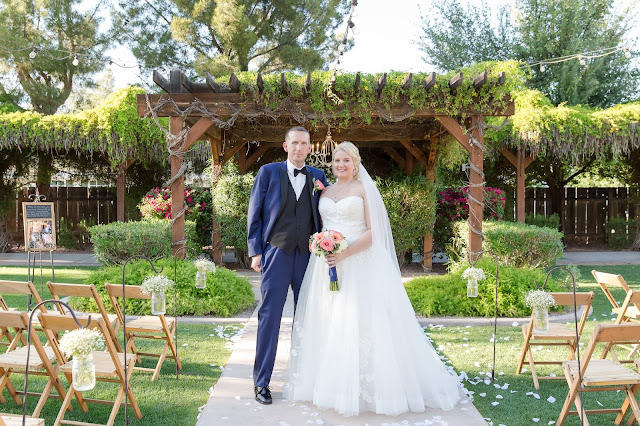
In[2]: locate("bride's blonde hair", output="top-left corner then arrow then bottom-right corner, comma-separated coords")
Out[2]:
333,142 -> 361,179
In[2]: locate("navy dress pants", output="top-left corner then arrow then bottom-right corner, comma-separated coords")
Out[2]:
253,244 -> 310,387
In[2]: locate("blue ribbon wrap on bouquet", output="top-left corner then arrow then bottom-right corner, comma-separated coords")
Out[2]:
329,266 -> 339,291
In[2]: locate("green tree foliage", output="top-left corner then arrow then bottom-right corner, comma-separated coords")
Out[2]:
419,0 -> 639,108
419,0 -> 516,72
0,0 -> 114,114
115,0 -> 349,75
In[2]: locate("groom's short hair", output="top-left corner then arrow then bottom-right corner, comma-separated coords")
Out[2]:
285,126 -> 310,142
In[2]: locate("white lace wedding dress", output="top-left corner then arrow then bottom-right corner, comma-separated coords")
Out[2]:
284,195 -> 461,417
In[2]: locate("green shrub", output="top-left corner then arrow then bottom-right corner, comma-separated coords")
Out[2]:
525,213 -> 560,229
72,258 -> 255,316
451,220 -> 564,268
212,163 -> 255,257
57,218 -> 77,249
605,217 -> 638,250
378,173 -> 437,263
89,220 -> 200,264
404,258 -> 566,317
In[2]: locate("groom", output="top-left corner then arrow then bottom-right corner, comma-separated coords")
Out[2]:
247,126 -> 329,405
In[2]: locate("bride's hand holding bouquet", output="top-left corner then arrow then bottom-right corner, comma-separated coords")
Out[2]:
309,230 -> 348,291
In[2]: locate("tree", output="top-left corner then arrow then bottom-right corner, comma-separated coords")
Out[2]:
419,0 -> 516,72
115,0 -> 349,75
0,0 -> 114,197
0,0 -> 113,114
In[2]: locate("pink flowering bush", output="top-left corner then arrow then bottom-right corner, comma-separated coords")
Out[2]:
138,186 -> 212,248
433,187 -> 506,251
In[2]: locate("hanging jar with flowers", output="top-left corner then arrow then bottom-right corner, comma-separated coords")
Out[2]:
194,258 -> 216,289
524,289 -> 556,333
462,267 -> 486,298
59,328 -> 105,391
141,274 -> 175,315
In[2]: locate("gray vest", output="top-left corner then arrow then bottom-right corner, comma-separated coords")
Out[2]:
269,180 -> 314,255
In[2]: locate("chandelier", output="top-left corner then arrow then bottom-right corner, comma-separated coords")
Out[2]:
307,127 -> 336,169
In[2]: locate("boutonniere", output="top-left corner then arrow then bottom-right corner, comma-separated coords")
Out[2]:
313,178 -> 325,194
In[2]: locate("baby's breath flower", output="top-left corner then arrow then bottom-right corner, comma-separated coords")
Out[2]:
462,267 -> 486,281
524,290 -> 556,309
59,328 -> 105,358
140,274 -> 174,294
194,258 -> 216,273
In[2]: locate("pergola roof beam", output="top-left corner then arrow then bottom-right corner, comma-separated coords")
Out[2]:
473,71 -> 488,90
205,72 -> 221,93
153,70 -> 170,93
424,72 -> 436,91
229,73 -> 241,93
449,72 -> 463,90
402,73 -> 413,90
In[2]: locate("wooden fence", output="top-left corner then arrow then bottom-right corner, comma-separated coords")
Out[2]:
524,187 -> 638,246
7,187 -> 116,245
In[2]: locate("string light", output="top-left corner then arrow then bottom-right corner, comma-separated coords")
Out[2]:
528,45 -> 632,72
29,47 -> 38,59
72,54 -> 79,66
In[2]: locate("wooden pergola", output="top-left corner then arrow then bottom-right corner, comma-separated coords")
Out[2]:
137,69 -> 516,267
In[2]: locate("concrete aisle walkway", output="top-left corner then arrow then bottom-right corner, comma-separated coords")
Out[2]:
196,287 -> 485,426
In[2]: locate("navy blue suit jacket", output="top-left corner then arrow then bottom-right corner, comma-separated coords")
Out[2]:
247,161 -> 329,258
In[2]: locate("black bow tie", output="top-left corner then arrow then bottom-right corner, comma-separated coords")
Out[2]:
293,167 -> 307,177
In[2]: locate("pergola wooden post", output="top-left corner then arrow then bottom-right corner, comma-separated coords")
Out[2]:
501,148 -> 535,223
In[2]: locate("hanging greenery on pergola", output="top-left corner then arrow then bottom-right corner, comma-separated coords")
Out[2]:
137,61 -> 524,266
484,89 -> 640,226
0,87 -> 167,221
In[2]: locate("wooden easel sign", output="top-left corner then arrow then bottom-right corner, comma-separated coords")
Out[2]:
22,202 -> 56,251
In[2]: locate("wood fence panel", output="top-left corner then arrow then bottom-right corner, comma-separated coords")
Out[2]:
8,186 -> 116,247
564,187 -> 576,241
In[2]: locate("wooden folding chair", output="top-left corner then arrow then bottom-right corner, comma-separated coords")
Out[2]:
105,283 -> 181,381
0,293 -> 25,348
593,270 -> 640,357
516,292 -> 594,389
47,281 -> 123,352
592,270 -> 637,321
0,280 -> 48,345
38,312 -> 142,426
557,323 -> 640,426
0,310 -> 67,418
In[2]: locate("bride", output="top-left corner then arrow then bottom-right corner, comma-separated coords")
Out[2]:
284,142 -> 461,417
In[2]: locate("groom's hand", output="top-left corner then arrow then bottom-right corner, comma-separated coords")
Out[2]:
251,255 -> 262,272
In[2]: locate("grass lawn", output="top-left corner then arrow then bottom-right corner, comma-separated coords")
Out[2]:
0,265 -> 242,424
426,264 -> 640,425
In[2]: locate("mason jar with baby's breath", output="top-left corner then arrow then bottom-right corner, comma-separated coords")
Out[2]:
59,328 -> 105,391
524,290 -> 556,333
141,274 -> 175,315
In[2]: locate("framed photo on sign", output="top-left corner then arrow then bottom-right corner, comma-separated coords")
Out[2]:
22,202 -> 56,251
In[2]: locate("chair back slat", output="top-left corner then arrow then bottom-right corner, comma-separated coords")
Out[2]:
593,323 -> 640,344
105,283 -> 151,300
551,292 -> 593,306
0,310 -> 30,329
47,282 -> 95,298
38,312 -> 100,332
0,281 -> 45,312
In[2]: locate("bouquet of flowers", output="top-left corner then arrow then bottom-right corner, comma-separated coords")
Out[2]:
462,267 -> 486,282
140,274 -> 175,294
59,328 -> 105,358
524,289 -> 556,309
194,258 -> 217,274
309,230 -> 348,291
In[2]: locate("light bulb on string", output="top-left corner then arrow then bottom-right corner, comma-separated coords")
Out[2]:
72,54 -> 79,66
539,63 -> 546,72
624,47 -> 631,59
579,55 -> 586,66
29,47 -> 38,59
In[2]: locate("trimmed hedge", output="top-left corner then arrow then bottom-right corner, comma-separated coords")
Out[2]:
89,220 -> 200,265
452,220 -> 564,268
71,258 -> 255,316
525,213 -> 560,229
404,258 -> 565,317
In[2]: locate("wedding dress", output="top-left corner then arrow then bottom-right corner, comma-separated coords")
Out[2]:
284,186 -> 461,416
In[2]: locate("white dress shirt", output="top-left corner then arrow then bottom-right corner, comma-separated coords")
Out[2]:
286,160 -> 307,200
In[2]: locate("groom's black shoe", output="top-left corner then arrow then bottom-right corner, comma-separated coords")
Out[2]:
254,386 -> 272,405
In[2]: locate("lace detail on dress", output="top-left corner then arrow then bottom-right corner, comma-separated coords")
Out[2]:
319,196 -> 367,243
